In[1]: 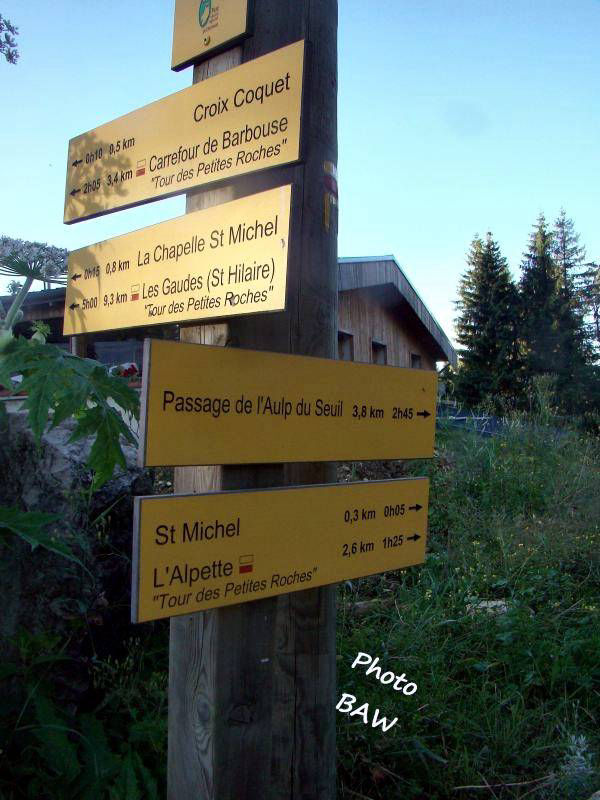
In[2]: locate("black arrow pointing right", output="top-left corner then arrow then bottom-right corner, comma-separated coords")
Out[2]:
69,303 -> 80,310
72,159 -> 83,168
71,273 -> 82,282
409,503 -> 423,512
407,533 -> 421,542
416,410 -> 431,418
70,188 -> 81,197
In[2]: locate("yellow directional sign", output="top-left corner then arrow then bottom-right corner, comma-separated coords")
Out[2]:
64,41 -> 303,224
172,0 -> 250,71
132,478 -> 429,622
139,339 -> 438,467
63,185 -> 291,335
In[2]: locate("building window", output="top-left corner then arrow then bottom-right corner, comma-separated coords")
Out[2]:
371,340 -> 387,365
338,331 -> 354,361
411,353 -> 422,369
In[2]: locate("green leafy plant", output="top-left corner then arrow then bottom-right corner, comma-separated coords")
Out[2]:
0,505 -> 85,567
0,336 -> 139,488
0,632 -> 166,799
0,254 -> 139,488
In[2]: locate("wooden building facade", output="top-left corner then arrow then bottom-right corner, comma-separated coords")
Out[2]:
337,257 -> 456,369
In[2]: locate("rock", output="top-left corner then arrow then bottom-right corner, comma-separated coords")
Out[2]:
350,598 -> 396,617
0,409 -> 153,653
466,599 -> 509,616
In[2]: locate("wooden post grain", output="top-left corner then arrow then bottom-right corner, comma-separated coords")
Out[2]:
168,3 -> 338,798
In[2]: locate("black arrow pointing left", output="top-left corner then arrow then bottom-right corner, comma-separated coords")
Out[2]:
70,188 -> 81,197
72,159 -> 83,168
69,303 -> 80,310
71,273 -> 82,282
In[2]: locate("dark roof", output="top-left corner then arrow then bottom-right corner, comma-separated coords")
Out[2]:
1,287 -> 65,305
0,287 -> 65,322
339,256 -> 457,366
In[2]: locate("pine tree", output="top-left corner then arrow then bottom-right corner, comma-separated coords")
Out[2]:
520,215 -> 592,412
553,208 -> 586,289
454,233 -> 520,407
577,261 -> 600,357
520,215 -> 562,376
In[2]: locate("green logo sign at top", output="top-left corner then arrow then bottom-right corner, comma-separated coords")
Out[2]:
198,0 -> 212,27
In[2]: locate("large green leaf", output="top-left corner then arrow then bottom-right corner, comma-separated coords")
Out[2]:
0,337 -> 140,487
88,409 -> 133,488
50,373 -> 90,428
133,753 -> 159,800
0,505 -> 84,568
20,364 -> 67,441
111,751 -> 141,800
32,693 -> 81,784
77,713 -> 119,795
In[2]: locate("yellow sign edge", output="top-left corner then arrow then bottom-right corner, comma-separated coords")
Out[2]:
130,476 -> 430,623
138,338 -> 152,472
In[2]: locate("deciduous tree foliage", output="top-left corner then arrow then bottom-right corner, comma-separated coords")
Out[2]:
0,13 -> 18,64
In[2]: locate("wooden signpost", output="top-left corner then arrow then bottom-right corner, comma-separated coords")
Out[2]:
165,7 -> 339,796
63,185 -> 291,335
132,478 -> 429,623
64,2 -> 436,798
138,338 -> 437,466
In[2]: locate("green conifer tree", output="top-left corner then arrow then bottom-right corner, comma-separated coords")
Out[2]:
553,208 -> 586,290
454,233 -> 520,407
520,215 -> 593,412
577,261 -> 600,357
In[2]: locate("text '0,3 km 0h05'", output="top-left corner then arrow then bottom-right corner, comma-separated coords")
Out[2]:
131,478 -> 429,623
63,185 -> 292,335
138,339 -> 437,467
64,40 -> 303,224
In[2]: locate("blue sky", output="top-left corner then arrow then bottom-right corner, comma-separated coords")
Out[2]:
0,1 -> 598,341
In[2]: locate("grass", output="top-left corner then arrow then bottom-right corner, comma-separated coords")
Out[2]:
336,420 -> 600,799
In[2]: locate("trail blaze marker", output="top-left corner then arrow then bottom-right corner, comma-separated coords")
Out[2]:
131,478 -> 429,623
172,0 -> 250,70
63,185 -> 291,335
138,339 -> 438,467
63,40 -> 303,223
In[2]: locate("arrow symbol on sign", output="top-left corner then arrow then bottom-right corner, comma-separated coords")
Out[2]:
409,503 -> 423,512
70,188 -> 81,197
71,273 -> 82,282
72,159 -> 83,168
416,410 -> 431,418
69,302 -> 80,310
407,533 -> 421,542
